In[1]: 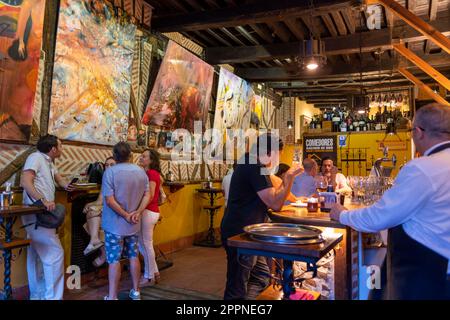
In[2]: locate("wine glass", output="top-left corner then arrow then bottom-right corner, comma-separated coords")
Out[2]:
315,176 -> 327,193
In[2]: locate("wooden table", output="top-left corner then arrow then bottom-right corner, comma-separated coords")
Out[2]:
0,205 -> 44,300
227,233 -> 343,300
268,202 -> 365,300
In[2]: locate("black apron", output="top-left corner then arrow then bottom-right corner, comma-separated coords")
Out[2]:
386,142 -> 450,300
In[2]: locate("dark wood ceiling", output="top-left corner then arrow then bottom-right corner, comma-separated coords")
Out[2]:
145,0 -> 450,106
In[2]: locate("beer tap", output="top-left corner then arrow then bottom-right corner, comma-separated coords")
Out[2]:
374,146 -> 397,177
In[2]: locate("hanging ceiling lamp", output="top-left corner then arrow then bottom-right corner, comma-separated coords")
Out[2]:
300,0 -> 327,71
287,92 -> 294,129
302,39 -> 327,70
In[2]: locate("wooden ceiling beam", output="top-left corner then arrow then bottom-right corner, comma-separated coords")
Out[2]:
331,11 -> 348,35
398,67 -> 449,106
341,8 -> 356,34
249,23 -> 274,43
235,53 -> 450,81
267,21 -> 293,42
367,0 -> 450,54
152,0 -> 357,32
235,26 -> 260,45
393,43 -> 450,91
204,17 -> 450,64
284,18 -> 305,41
220,27 -> 246,45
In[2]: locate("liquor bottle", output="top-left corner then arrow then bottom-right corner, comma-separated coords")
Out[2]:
332,110 -> 341,132
347,113 -> 354,131
359,115 -> 366,131
315,115 -> 322,129
340,119 -> 347,132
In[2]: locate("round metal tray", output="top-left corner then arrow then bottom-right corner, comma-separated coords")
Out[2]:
243,223 -> 324,245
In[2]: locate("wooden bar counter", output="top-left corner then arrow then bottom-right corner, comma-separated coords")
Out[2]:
268,203 -> 365,300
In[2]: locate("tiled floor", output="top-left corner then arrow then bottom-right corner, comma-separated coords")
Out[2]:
64,246 -> 227,300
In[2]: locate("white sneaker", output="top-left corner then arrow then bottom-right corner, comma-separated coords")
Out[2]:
103,295 -> 118,300
129,289 -> 141,300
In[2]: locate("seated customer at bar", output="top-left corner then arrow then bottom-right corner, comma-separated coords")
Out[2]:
82,156 -> 116,257
331,103 -> 450,299
319,157 -> 352,194
271,163 -> 298,203
102,142 -> 150,300
291,158 -> 319,197
221,133 -> 304,300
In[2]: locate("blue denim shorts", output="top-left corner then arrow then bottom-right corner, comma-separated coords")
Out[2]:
104,231 -> 139,264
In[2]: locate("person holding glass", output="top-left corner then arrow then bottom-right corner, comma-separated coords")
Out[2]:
319,157 -> 352,194
291,158 -> 319,198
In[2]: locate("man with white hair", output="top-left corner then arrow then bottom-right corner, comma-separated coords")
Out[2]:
331,103 -> 450,299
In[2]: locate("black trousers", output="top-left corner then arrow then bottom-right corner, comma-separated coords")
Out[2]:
223,243 -> 270,300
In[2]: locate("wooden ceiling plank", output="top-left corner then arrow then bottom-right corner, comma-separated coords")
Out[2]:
234,53 -> 450,81
398,67 -> 449,106
192,30 -> 221,46
369,0 -> 450,54
321,13 -> 338,37
393,43 -> 450,91
235,26 -> 260,45
204,16 -> 450,64
424,0 -> 438,53
341,8 -> 356,34
152,0 -> 355,32
330,11 -> 348,35
220,27 -> 246,45
300,16 -> 321,39
267,21 -> 293,42
206,29 -> 233,46
249,23 -> 274,43
284,18 -> 305,41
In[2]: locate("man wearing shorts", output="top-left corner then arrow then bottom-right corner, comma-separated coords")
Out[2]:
102,142 -> 150,300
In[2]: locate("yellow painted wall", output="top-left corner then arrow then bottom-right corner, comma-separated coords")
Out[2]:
2,184 -> 225,289
280,131 -> 412,178
154,183 -> 225,246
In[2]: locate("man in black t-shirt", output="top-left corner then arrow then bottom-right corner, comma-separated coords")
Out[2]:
220,133 -> 304,300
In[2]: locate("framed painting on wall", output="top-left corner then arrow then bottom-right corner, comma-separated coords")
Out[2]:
141,40 -> 214,133
213,68 -> 253,138
0,0 -> 47,141
48,0 -> 136,145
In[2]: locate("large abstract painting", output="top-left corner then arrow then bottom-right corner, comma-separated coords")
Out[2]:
142,40 -> 214,133
213,67 -> 253,136
48,0 -> 136,145
0,0 -> 46,141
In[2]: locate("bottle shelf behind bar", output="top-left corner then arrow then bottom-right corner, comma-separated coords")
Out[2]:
308,105 -> 411,134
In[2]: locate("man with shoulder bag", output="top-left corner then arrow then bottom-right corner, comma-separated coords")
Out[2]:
20,135 -> 76,300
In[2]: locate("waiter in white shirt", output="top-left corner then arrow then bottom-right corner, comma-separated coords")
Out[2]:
331,103 -> 450,299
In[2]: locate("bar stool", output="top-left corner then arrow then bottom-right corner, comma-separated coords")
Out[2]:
194,204 -> 222,248
194,188 -> 223,248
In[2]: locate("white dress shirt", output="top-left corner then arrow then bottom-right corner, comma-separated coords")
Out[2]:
339,141 -> 450,273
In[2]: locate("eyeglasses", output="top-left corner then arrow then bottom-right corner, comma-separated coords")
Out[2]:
407,126 -> 426,133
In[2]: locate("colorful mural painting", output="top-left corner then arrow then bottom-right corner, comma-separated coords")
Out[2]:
48,0 -> 136,145
213,67 -> 253,136
0,0 -> 46,141
142,40 -> 214,133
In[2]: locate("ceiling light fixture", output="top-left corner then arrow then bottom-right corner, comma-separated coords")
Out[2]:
300,0 -> 327,71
